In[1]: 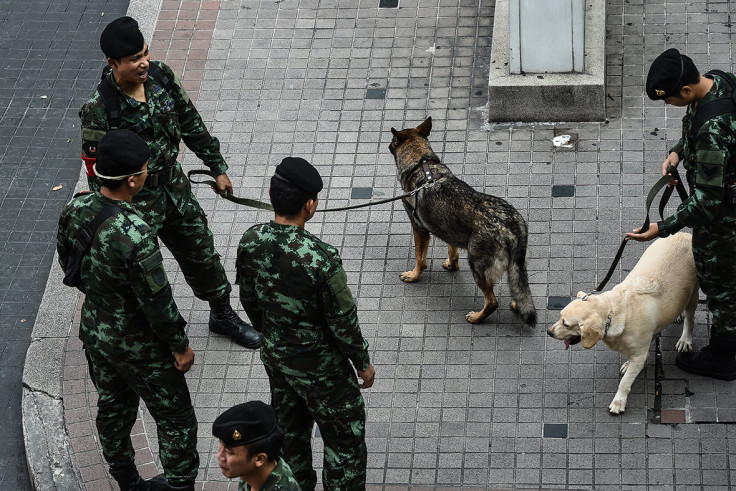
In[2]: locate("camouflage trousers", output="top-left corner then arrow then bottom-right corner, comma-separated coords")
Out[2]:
84,345 -> 199,485
134,184 -> 230,302
265,364 -> 367,491
693,224 -> 736,338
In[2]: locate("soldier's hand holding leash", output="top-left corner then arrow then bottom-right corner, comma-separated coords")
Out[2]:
215,173 -> 234,195
174,346 -> 195,372
662,152 -> 680,186
358,364 -> 375,389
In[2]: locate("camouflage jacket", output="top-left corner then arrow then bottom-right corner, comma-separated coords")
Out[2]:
239,459 -> 302,491
664,72 -> 736,234
79,61 -> 227,220
236,222 -> 371,376
57,192 -> 188,357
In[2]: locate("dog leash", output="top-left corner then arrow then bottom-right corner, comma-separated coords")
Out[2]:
591,165 -> 688,294
187,169 -> 433,213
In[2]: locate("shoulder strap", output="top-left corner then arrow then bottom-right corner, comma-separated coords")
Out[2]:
96,63 -> 175,130
97,76 -> 122,129
691,70 -> 736,137
72,206 -> 123,256
147,62 -> 174,93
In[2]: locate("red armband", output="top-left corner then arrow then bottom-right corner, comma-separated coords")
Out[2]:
81,153 -> 96,177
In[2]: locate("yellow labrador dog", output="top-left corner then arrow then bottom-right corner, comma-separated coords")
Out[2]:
547,233 -> 698,414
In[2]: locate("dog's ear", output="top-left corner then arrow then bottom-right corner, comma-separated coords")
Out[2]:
391,127 -> 398,136
579,316 -> 604,349
417,117 -> 432,137
576,291 -> 587,299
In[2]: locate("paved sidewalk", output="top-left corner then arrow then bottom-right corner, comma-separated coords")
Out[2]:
23,0 -> 736,489
0,0 -> 129,488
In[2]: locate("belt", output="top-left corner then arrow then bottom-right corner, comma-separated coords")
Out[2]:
145,164 -> 178,188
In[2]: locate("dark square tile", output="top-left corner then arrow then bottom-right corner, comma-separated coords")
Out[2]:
379,0 -> 399,7
365,88 -> 386,99
660,409 -> 686,424
351,187 -> 373,199
547,296 -> 572,310
552,185 -> 575,197
543,423 -> 568,439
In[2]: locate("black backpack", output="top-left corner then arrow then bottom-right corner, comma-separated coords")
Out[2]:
97,63 -> 175,129
690,69 -> 736,138
63,205 -> 122,288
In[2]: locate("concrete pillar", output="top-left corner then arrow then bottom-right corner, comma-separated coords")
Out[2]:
488,0 -> 606,122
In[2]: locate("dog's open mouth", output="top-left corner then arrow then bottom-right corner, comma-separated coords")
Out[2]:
564,336 -> 581,350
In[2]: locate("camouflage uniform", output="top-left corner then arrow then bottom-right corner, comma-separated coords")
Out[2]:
660,72 -> 736,338
57,192 -> 199,484
236,222 -> 370,491
79,61 -> 229,302
239,459 -> 302,491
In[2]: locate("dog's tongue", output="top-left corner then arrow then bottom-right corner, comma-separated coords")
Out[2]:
564,339 -> 570,350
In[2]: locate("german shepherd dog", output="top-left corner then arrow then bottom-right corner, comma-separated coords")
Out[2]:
389,117 -> 537,326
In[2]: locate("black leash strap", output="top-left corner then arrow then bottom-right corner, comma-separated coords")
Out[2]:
187,169 -> 428,213
188,170 -> 274,210
593,166 -> 688,293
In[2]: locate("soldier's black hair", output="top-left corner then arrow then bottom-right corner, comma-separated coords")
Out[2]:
98,162 -> 146,190
242,424 -> 285,462
269,176 -> 316,216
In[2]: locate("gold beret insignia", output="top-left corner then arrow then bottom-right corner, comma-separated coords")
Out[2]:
655,89 -> 665,97
232,429 -> 242,441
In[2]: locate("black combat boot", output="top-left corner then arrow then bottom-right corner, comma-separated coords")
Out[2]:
676,332 -> 736,380
110,465 -> 172,491
209,296 -> 262,349
167,480 -> 196,491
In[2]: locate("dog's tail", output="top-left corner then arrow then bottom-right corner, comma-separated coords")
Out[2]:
508,250 -> 537,327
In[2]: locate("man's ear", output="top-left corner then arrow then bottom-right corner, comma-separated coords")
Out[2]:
252,452 -> 268,468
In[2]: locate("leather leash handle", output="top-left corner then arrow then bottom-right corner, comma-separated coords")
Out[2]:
187,170 -> 274,211
593,166 -> 686,293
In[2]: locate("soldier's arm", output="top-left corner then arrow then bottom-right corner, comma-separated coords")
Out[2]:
662,121 -> 735,234
129,238 -> 189,354
79,100 -> 106,191
235,240 -> 263,332
322,263 -> 371,372
161,62 -> 228,176
56,209 -> 72,273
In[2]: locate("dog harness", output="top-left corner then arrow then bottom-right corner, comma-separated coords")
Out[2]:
399,156 -> 444,223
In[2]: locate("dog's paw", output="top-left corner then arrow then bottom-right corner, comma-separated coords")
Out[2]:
609,398 -> 627,414
400,270 -> 421,283
465,311 -> 484,324
620,361 -> 630,375
676,338 -> 693,353
441,259 -> 459,271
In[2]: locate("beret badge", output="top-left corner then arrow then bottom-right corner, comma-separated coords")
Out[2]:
655,89 -> 666,97
232,429 -> 242,441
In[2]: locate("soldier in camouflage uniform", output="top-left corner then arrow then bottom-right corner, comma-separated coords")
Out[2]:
57,130 -> 198,490
79,16 -> 261,349
235,157 -> 376,490
213,401 -> 302,491
628,48 -> 736,380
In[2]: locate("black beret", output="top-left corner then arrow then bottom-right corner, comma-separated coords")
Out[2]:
96,129 -> 151,176
100,16 -> 145,59
646,48 -> 685,100
273,157 -> 323,195
212,401 -> 278,448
